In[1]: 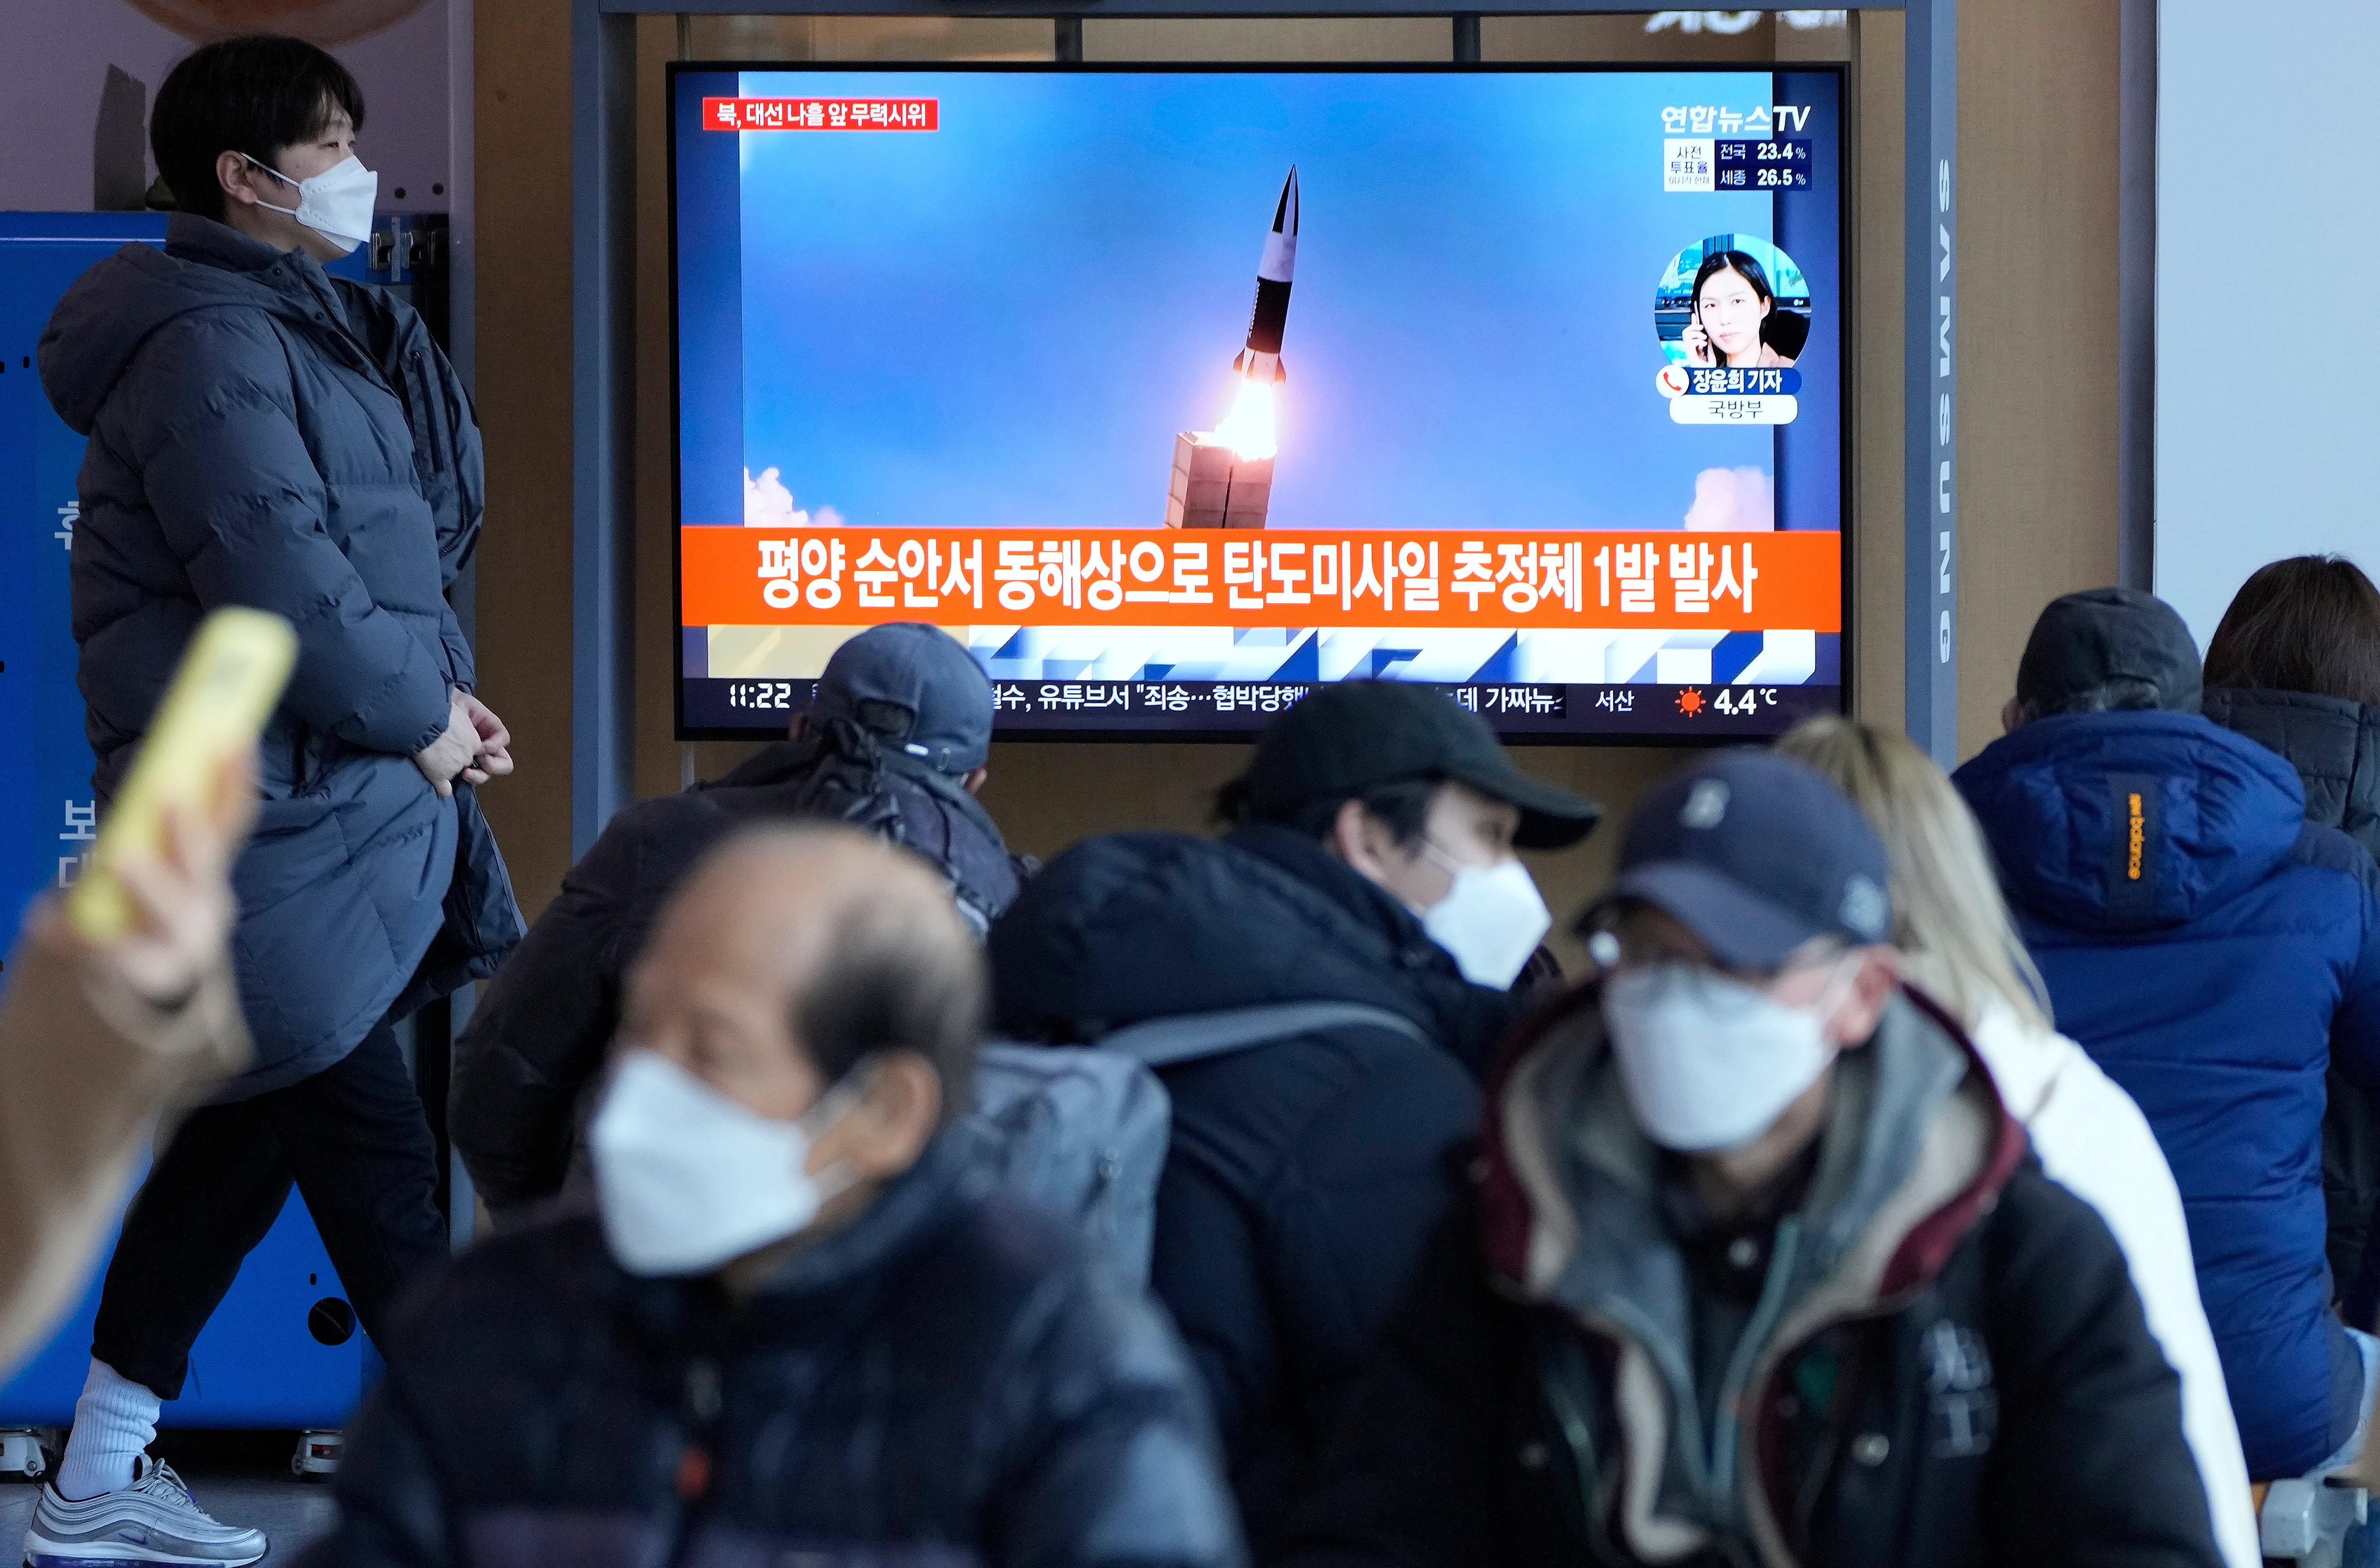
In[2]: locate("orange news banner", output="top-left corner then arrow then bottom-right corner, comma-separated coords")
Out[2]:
681,527 -> 1840,633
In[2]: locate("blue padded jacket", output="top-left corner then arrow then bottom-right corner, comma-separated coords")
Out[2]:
39,214 -> 522,1098
1956,711 -> 2380,1479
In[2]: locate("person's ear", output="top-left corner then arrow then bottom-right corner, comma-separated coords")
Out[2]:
1327,798 -> 1397,879
962,766 -> 988,796
808,1051 -> 940,1182
217,150 -> 267,210
1829,947 -> 1901,1049
2001,699 -> 2022,735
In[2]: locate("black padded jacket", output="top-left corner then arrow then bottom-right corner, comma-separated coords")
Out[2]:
1278,983 -> 2223,1568
450,729 -> 1022,1214
987,824 -> 1528,1557
298,1127 -> 1246,1568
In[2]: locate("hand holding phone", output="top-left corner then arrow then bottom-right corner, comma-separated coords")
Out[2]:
1681,311 -> 1713,367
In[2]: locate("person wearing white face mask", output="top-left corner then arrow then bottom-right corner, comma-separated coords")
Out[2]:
1279,750 -> 2226,1568
301,823 -> 1246,1568
31,36 -> 522,1564
987,679 -> 1598,1555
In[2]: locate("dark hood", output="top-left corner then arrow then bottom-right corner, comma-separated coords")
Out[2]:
987,823 -> 1520,1069
2205,687 -> 2380,861
703,730 -> 1022,924
1952,710 -> 2308,934
39,213 -> 345,436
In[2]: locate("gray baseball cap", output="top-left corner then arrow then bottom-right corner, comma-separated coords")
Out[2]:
812,623 -> 993,774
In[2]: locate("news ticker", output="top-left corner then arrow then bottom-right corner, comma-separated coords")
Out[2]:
684,676 -> 1841,737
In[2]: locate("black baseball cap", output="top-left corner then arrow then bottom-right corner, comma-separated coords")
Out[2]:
1232,681 -> 1600,850
2015,587 -> 2202,715
813,623 -> 993,775
1586,750 -> 1892,970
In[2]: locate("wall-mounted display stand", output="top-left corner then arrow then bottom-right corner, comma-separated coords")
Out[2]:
569,0 -> 1958,856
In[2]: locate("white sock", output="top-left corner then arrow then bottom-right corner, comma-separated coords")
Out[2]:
56,1359 -> 159,1501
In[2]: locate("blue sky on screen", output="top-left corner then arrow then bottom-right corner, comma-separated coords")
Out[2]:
729,68 -> 1808,533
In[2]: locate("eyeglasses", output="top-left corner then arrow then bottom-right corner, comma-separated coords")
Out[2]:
1587,925 -> 1846,988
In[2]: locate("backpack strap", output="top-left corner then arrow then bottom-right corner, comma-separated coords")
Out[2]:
1098,1001 -> 1433,1070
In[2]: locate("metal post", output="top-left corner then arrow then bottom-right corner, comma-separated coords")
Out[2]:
1904,0 -> 1956,766
572,0 -> 637,856
2117,0 -> 2155,591
1055,14 -> 1083,61
1451,13 -> 1480,62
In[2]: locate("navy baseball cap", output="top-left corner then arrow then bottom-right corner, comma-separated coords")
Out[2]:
813,623 -> 993,775
1585,750 -> 1892,970
1233,681 -> 1600,850
2015,586 -> 2202,716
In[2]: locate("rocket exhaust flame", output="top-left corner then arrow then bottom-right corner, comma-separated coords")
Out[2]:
1215,377 -> 1278,462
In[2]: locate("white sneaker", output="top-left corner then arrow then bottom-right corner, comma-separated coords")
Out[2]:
22,1455 -> 267,1566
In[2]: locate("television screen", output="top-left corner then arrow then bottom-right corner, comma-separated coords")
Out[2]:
671,63 -> 1846,740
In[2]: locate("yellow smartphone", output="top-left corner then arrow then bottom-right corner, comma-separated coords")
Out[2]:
67,607 -> 297,942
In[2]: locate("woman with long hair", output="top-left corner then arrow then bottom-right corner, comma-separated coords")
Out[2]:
1777,716 -> 2259,1568
1679,249 -> 1797,370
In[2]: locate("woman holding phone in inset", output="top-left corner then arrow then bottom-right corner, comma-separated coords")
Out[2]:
1679,248 -> 1798,369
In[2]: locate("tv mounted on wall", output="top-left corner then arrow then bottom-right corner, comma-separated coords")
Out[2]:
670,61 -> 1846,741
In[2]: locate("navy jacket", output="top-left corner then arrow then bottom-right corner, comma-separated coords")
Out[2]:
39,215 -> 521,1097
299,1128 -> 1246,1568
1956,711 -> 2380,1479
987,824 -> 1524,1556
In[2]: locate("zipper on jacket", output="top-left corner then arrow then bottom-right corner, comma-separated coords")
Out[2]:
1710,1218 -> 1804,1511
1734,1276 -> 1939,1567
661,1354 -> 724,1568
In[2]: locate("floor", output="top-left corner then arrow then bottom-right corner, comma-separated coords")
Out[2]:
0,1432 -> 338,1563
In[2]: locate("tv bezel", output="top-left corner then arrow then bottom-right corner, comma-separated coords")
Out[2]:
665,58 -> 1853,745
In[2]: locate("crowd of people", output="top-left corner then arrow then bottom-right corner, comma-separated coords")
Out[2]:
12,27 -> 2380,1568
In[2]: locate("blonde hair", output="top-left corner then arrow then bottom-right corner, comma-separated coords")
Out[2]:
1774,716 -> 2050,1033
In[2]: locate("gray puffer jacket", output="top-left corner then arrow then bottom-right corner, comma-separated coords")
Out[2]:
40,213 -> 522,1099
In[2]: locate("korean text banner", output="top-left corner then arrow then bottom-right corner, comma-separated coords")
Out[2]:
683,528 -> 1836,633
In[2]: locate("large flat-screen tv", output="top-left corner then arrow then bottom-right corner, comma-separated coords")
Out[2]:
670,62 -> 1846,740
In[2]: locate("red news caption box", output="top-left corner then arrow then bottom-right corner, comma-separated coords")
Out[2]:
701,97 -> 939,132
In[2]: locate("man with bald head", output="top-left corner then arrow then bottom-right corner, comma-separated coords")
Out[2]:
302,824 -> 1245,1568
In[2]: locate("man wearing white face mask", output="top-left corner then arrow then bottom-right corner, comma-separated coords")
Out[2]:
1280,750 -> 2225,1568
32,35 -> 521,1563
988,680 -> 1599,1555
299,824 -> 1245,1568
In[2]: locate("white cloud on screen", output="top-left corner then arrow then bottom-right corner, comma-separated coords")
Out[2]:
1682,466 -> 1776,531
743,466 -> 844,529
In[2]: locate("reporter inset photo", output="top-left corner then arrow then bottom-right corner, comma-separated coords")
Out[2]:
1656,236 -> 1811,371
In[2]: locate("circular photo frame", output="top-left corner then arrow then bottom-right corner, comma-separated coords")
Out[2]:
1655,236 -> 1812,371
